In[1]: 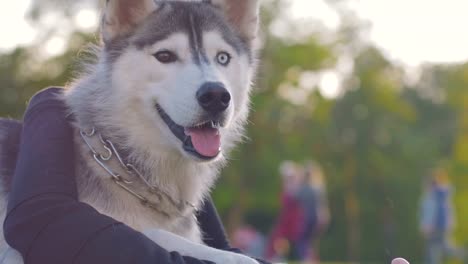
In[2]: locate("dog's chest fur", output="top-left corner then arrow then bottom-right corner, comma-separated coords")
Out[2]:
72,130 -> 208,243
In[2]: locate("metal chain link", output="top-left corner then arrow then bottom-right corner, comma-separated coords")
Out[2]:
80,128 -> 195,218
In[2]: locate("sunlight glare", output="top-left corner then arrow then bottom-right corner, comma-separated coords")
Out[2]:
44,36 -> 66,57
319,71 -> 341,99
75,8 -> 99,31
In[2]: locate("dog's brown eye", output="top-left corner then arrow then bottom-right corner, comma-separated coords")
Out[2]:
153,50 -> 178,64
216,52 -> 231,66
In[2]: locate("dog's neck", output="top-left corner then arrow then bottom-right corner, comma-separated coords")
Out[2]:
76,124 -> 219,213
79,127 -> 207,216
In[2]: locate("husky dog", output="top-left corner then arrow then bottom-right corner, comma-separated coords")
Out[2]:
0,0 -> 261,263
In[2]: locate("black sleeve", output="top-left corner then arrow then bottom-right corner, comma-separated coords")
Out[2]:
199,197 -> 240,252
3,88 -> 215,264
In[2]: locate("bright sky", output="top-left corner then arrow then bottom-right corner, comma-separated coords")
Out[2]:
1,0 -> 467,65
0,1 -> 98,56
352,0 -> 468,66
0,1 -> 36,51
285,0 -> 468,66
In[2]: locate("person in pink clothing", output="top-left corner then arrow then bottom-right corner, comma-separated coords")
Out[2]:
266,161 -> 305,262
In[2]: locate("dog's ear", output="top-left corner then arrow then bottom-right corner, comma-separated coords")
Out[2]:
210,0 -> 260,43
101,0 -> 157,44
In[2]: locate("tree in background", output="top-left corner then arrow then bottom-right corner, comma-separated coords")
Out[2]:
0,0 -> 467,262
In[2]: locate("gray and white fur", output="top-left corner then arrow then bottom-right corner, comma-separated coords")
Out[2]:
0,0 -> 261,263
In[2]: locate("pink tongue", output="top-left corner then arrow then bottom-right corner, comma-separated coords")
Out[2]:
186,127 -> 221,157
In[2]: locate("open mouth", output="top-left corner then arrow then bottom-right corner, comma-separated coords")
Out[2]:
156,104 -> 221,160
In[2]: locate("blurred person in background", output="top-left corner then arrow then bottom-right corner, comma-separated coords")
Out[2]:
419,168 -> 465,264
232,224 -> 266,259
295,161 -> 330,263
265,161 -> 305,262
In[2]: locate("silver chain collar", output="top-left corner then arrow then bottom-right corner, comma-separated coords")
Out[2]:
80,128 -> 196,218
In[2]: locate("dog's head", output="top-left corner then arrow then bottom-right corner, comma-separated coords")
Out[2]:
84,0 -> 260,163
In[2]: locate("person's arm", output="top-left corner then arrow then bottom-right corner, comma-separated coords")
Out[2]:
4,88 -> 214,264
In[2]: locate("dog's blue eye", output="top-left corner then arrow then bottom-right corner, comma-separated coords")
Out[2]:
216,52 -> 231,66
153,50 -> 178,64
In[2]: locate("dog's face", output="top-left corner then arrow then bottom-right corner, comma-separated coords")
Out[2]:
99,0 -> 259,162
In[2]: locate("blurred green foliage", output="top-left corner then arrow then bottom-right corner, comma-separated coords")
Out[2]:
1,1 -> 467,263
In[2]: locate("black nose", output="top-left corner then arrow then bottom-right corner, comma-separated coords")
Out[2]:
196,82 -> 231,114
